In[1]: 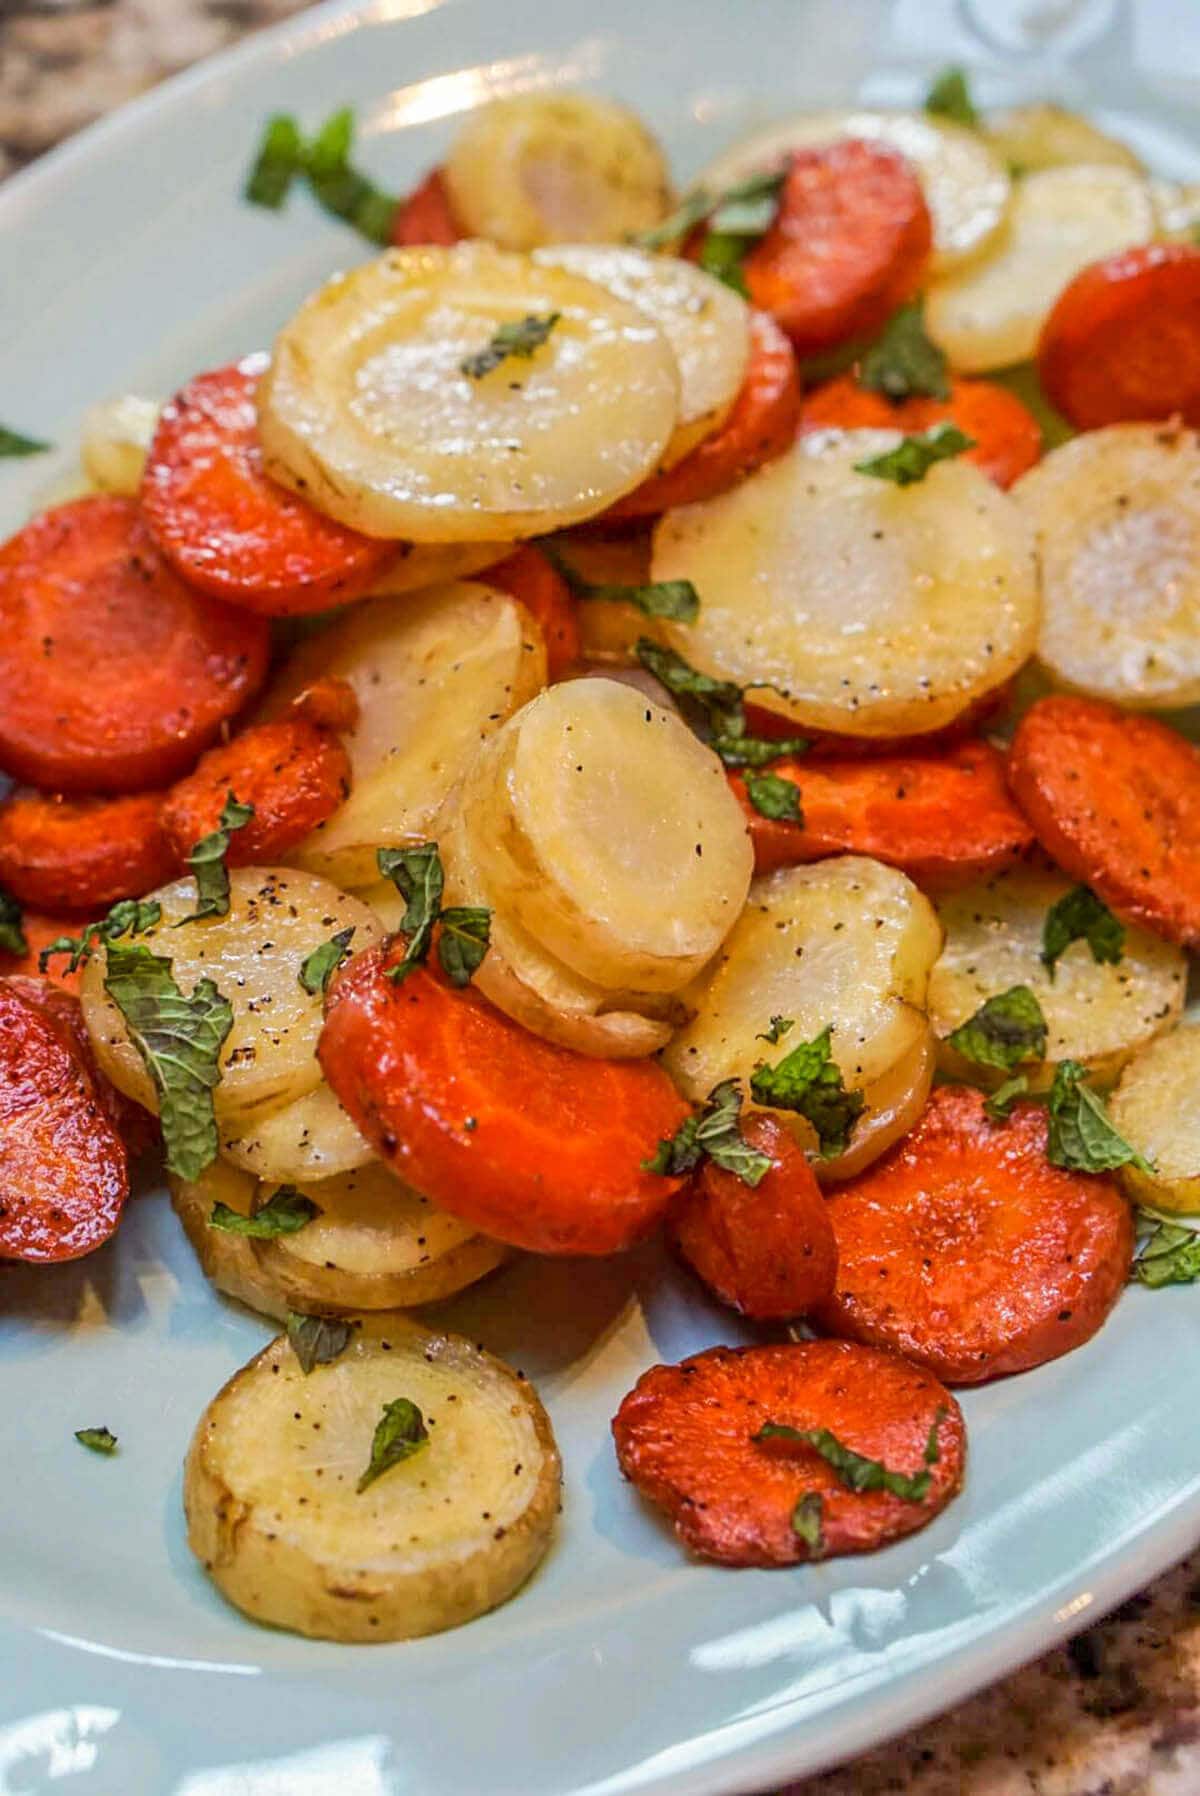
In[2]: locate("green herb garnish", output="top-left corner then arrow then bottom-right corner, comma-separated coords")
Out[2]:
1041,885 -> 1125,979
244,113 -> 305,208
39,897 -> 162,975
357,1397 -> 429,1493
643,1078 -> 772,1187
984,1073 -> 1030,1121
1046,1060 -> 1153,1176
749,1023 -> 864,1159
437,907 -> 492,988
0,886 -> 27,957
304,106 -> 397,244
298,926 -> 356,997
633,170 -> 786,296
744,771 -> 803,824
286,1312 -> 354,1374
210,1185 -> 320,1238
543,544 -> 699,623
0,424 -> 51,457
461,313 -> 561,380
854,422 -> 975,486
1134,1215 -> 1200,1289
755,1421 -> 933,1501
858,299 -> 950,403
377,843 -> 490,987
791,1491 -> 825,1555
925,66 -> 979,130
178,795 -> 254,923
75,1426 -> 118,1455
635,639 -> 809,769
946,985 -> 1047,1073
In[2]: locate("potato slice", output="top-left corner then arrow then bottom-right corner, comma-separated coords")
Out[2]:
533,245 -> 750,467
926,166 -> 1154,373
983,104 -> 1143,175
928,865 -> 1186,1089
169,1161 -> 289,1322
1013,424 -> 1200,709
696,108 -> 1010,273
80,868 -> 383,1122
662,856 -> 942,1170
463,680 -> 753,993
360,540 -> 509,597
250,1166 -> 509,1315
219,1080 -> 375,1185
80,394 -> 160,496
444,93 -> 672,250
265,582 -> 546,888
652,429 -> 1038,738
1111,1027 -> 1200,1212
184,1316 -> 561,1641
823,1027 -> 935,1184
258,245 -> 680,542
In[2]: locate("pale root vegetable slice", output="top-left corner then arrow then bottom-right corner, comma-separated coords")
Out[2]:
696,109 -> 1010,273
249,1165 -> 509,1314
533,245 -> 750,467
663,857 -> 942,1168
169,1161 -> 288,1321
80,395 -> 159,496
219,1080 -> 375,1185
928,865 -> 1186,1089
184,1316 -> 561,1641
444,93 -> 672,250
465,680 -> 753,993
263,583 -> 546,888
360,541 -> 508,597
652,430 -> 1038,739
1153,179 -> 1200,242
80,869 -> 384,1123
983,105 -> 1143,175
1110,1026 -> 1200,1212
1012,425 -> 1200,709
926,166 -> 1154,373
257,245 -> 680,542
823,1028 -> 935,1184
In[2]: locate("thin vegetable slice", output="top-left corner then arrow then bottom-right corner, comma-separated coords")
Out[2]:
161,720 -> 351,869
1110,1026 -> 1200,1214
0,790 -> 175,912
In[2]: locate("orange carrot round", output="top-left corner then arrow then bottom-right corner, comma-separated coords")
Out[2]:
390,167 -> 464,247
800,373 -> 1041,488
160,719 -> 351,866
3,975 -> 157,1161
0,790 -> 174,911
485,545 -> 581,681
612,1339 -> 964,1566
283,676 -> 360,733
815,1085 -> 1133,1384
0,910 -> 91,993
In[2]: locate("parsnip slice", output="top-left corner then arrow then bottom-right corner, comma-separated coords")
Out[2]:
822,1027 -> 935,1184
926,166 -> 1154,373
81,394 -> 160,496
360,540 -> 508,597
219,1080 -> 375,1184
184,1317 -> 561,1641
80,868 -> 383,1122
1110,1026 -> 1200,1212
983,105 -> 1142,175
169,1161 -> 287,1321
444,93 -> 672,250
1013,425 -> 1200,709
533,245 -> 750,467
258,245 -> 680,542
652,429 -> 1038,738
265,582 -> 546,888
928,865 -> 1186,1089
696,108 -> 1011,272
1152,179 -> 1200,243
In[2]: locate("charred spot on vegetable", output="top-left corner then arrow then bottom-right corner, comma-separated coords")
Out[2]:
461,314 -> 561,381
1041,884 -> 1125,979
858,300 -> 950,403
177,794 -> 254,924
298,925 -> 356,996
287,1311 -> 353,1374
357,1396 -> 429,1493
749,1024 -> 864,1159
745,771 -> 803,824
1047,1060 -> 1153,1176
0,885 -> 27,957
946,984 -> 1047,1073
75,1425 -> 118,1455
756,1420 -> 933,1501
211,1185 -> 320,1238
855,423 -> 976,487
643,1078 -> 771,1187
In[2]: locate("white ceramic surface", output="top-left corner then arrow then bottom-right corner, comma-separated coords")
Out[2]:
3,3 -> 1200,1793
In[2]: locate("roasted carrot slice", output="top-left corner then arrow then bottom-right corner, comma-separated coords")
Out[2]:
3,975 -> 157,1160
283,676 -> 360,733
0,790 -> 175,911
486,545 -> 581,681
0,496 -> 270,793
739,141 -> 932,357
390,167 -> 464,246
743,682 -> 1015,761
731,740 -> 1034,883
612,1338 -> 964,1566
815,1085 -> 1133,1384
1009,695 -> 1200,948
0,910 -> 90,993
0,981 -> 128,1262
160,719 -> 351,867
800,373 -> 1041,488
607,312 -> 801,518
140,359 -> 395,615
319,941 -> 689,1255
1038,243 -> 1200,430
670,1113 -> 836,1319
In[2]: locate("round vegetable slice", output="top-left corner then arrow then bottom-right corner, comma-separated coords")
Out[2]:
169,1159 -> 288,1320
983,104 -> 1143,176
218,1079 -> 374,1185
815,1085 -> 1134,1384
799,373 -> 1041,489
0,789 -> 175,911
184,1316 -> 561,1641
1009,696 -> 1200,948
0,496 -> 270,793
3,973 -> 156,1164
319,942 -> 689,1256
1110,1026 -> 1200,1214
160,720 -> 351,868
1013,423 -> 1200,708
391,167 -> 464,246
81,394 -> 160,496
652,430 -> 1038,739
257,245 -> 680,542
612,1339 -> 964,1566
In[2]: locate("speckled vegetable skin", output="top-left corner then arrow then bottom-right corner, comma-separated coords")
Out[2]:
0,789 -> 175,910
815,1085 -> 1134,1385
161,720 -> 351,867
612,1339 -> 963,1566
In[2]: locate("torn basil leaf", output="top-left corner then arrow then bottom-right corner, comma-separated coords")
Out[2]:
1041,884 -> 1125,978
103,942 -> 233,1181
632,170 -> 784,295
855,422 -> 976,486
304,106 -> 397,245
543,545 -> 699,622
0,424 -> 51,457
210,1185 -> 319,1238
984,1072 -> 1030,1121
946,985 -> 1047,1073
749,1023 -> 864,1158
287,1311 -> 353,1374
75,1425 -> 118,1455
437,906 -> 491,987
461,313 -> 561,380
858,299 -> 950,403
1046,1059 -> 1152,1176
179,794 -> 254,923
756,1015 -> 794,1046
39,897 -> 162,975
756,1421 -> 932,1501
378,842 -> 444,982
791,1491 -> 825,1555
925,66 -> 979,130
631,188 -> 715,251
0,886 -> 27,957
744,771 -> 803,824
643,1078 -> 771,1187
298,925 -> 356,996
1134,1216 -> 1200,1289
635,639 -> 809,768
357,1397 -> 429,1493
245,113 -> 305,208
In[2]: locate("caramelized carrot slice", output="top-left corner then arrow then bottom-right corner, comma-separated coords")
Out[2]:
140,360 -> 395,615
731,740 -> 1034,883
0,790 -> 174,911
800,373 -> 1041,488
160,719 -> 351,866
283,676 -> 360,733
0,496 -> 270,793
390,167 -> 464,246
486,545 -> 581,681
0,910 -> 91,993
742,682 -> 1015,761
670,1113 -> 836,1319
815,1085 -> 1133,1384
3,975 -> 157,1160
1038,243 -> 1200,430
612,1338 -> 964,1566
1009,695 -> 1200,947
319,941 -> 689,1255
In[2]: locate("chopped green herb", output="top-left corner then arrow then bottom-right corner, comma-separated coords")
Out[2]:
178,795 -> 254,923
0,424 -> 51,457
632,171 -> 785,296
744,771 -> 803,824
984,1072 -> 1030,1121
103,942 -> 233,1181
697,231 -> 750,297
643,1078 -> 772,1187
925,66 -> 979,130
632,188 -> 716,251
210,1185 -> 320,1238
304,106 -> 396,245
791,1491 -> 825,1555
757,1015 -> 794,1046
378,842 -> 444,982
0,886 -> 27,957
75,1426 -> 118,1456
924,1405 -> 948,1465
437,906 -> 491,988
543,544 -> 699,622
858,299 -> 950,403
755,1421 -> 932,1501
1046,1060 -> 1153,1176
39,897 -> 162,975
855,422 -> 976,486
461,313 -> 561,380
286,1312 -> 354,1374
749,1023 -> 864,1159
635,639 -> 809,768
357,1397 -> 429,1493
1041,885 -> 1125,979
946,985 -> 1047,1073
244,113 -> 305,208
298,926 -> 356,996
1134,1215 -> 1200,1288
